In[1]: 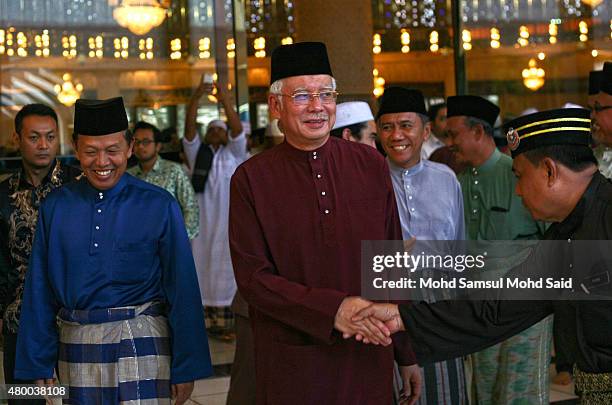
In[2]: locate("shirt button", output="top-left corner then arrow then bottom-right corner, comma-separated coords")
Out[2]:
94,243 -> 98,248
472,209 -> 478,214
324,209 -> 330,214
100,195 -> 104,200
313,151 -> 317,156
97,209 -> 102,213
410,208 -> 415,212
408,196 -> 413,200
473,195 -> 478,199
569,263 -> 574,269
313,156 -> 318,160
95,226 -> 100,230
474,180 -> 479,185
473,170 -> 478,175
317,174 -> 322,179
321,192 -> 326,196
567,238 -> 572,243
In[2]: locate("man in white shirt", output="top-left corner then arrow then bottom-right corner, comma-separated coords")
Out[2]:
183,80 -> 247,338
420,102 -> 447,160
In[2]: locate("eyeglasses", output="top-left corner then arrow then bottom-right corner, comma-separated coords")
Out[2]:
134,139 -> 155,146
589,103 -> 612,113
279,90 -> 339,105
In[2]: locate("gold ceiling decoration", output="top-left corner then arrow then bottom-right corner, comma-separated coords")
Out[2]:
55,73 -> 83,107
522,58 -> 545,91
113,0 -> 167,36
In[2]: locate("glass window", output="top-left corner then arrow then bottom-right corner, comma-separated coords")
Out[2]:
0,0 -> 249,169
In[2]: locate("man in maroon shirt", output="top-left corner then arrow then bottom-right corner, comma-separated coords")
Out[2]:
229,42 -> 421,404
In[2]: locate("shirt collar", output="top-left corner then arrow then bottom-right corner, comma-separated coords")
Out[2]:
136,157 -> 162,175
547,172 -> 605,238
17,159 -> 60,190
279,136 -> 332,161
82,172 -> 129,200
388,158 -> 424,178
477,148 -> 502,173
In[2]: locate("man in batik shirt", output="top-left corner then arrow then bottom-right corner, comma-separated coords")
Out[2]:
0,104 -> 80,404
128,121 -> 199,239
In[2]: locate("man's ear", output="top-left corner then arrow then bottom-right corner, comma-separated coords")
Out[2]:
542,157 -> 558,187
341,128 -> 352,141
11,131 -> 20,147
472,123 -> 486,142
268,94 -> 282,119
126,135 -> 134,158
422,121 -> 431,141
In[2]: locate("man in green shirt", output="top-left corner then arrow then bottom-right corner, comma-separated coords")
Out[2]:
446,95 -> 550,405
129,121 -> 199,239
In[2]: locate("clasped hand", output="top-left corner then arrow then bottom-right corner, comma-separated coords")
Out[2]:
334,297 -> 404,346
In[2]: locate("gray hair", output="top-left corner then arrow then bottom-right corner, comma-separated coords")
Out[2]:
269,77 -> 337,109
465,116 -> 493,137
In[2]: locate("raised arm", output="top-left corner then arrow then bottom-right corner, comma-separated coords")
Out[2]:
215,84 -> 243,138
184,81 -> 210,142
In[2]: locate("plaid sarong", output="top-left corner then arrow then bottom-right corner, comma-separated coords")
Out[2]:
57,302 -> 172,404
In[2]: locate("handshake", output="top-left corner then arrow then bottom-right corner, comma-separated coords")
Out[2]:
333,296 -> 404,346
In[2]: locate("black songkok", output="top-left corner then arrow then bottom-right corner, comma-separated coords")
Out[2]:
601,61 -> 612,95
504,108 -> 591,158
270,42 -> 333,85
74,97 -> 128,136
588,70 -> 603,95
447,95 -> 500,128
376,87 -> 427,119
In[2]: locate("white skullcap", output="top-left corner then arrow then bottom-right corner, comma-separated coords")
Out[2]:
332,101 -> 374,130
207,119 -> 227,131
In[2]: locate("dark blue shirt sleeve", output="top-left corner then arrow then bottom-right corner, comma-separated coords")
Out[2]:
159,199 -> 212,384
14,206 -> 59,380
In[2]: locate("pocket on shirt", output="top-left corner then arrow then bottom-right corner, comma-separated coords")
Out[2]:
111,240 -> 158,283
409,220 -> 451,240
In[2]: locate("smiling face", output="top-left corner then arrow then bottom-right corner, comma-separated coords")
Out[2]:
269,74 -> 336,150
446,116 -> 481,165
76,131 -> 132,190
378,112 -> 430,169
15,115 -> 59,170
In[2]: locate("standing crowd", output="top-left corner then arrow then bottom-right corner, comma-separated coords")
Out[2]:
0,41 -> 611,405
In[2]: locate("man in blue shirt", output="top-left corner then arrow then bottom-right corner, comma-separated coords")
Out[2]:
15,97 -> 212,404
377,87 -> 466,405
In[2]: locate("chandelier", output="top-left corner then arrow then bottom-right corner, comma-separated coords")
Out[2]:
113,0 -> 167,36
54,74 -> 83,107
522,58 -> 545,91
373,69 -> 385,98
580,0 -> 604,7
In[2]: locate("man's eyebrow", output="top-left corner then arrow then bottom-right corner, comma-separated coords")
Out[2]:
30,130 -> 55,136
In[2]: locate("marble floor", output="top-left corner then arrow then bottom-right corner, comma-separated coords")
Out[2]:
0,335 -> 580,404
197,336 -> 579,404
